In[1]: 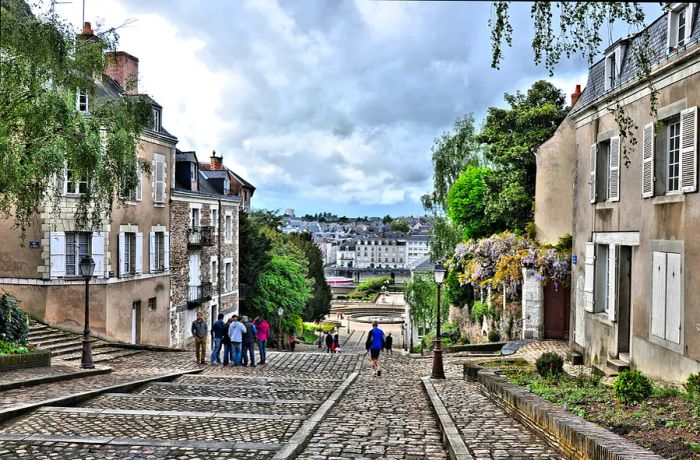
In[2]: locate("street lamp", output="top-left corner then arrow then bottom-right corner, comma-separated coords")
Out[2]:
79,256 -> 96,369
277,307 -> 284,351
431,262 -> 447,379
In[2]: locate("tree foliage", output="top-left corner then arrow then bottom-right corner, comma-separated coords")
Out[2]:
1,0 -> 152,234
389,218 -> 410,233
404,273 -> 449,333
477,80 -> 568,232
250,209 -> 284,230
288,232 -> 332,321
447,166 -> 495,240
238,210 -> 272,293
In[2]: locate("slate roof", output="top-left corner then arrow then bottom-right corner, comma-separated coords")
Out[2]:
574,7 -> 700,112
176,150 -> 198,163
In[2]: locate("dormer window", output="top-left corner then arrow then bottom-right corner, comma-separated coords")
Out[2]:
668,4 -> 695,52
604,45 -> 624,91
152,108 -> 161,131
76,89 -> 88,113
223,178 -> 230,194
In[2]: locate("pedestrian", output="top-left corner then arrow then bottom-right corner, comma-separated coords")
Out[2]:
227,315 -> 247,366
325,332 -> 333,353
289,335 -> 296,351
254,317 -> 270,365
241,315 -> 257,367
385,333 -> 393,356
191,311 -> 208,364
333,332 -> 339,353
222,316 -> 233,366
365,321 -> 385,376
210,313 -> 226,364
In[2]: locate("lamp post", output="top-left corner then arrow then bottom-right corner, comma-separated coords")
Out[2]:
431,262 -> 447,379
79,256 -> 96,369
277,307 -> 284,351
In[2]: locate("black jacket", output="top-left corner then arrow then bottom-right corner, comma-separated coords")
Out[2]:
325,334 -> 333,346
242,321 -> 256,345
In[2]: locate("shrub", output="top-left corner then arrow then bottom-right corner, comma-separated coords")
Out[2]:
471,301 -> 497,325
535,352 -> 564,377
686,372 -> 700,398
0,340 -> 30,355
613,369 -> 653,405
442,321 -> 461,343
487,329 -> 501,343
348,276 -> 390,301
0,294 -> 29,345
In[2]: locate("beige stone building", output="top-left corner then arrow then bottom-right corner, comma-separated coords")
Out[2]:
0,49 -> 177,347
550,5 -> 699,382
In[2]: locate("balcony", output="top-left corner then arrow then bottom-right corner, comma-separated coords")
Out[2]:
187,283 -> 212,307
188,226 -> 214,247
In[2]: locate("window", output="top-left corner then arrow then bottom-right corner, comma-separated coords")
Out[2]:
678,8 -> 687,47
65,168 -> 88,195
605,54 -> 616,89
153,232 -> 165,271
211,208 -> 218,235
225,214 -> 232,242
148,297 -> 156,311
223,178 -> 230,194
120,231 -> 142,276
589,137 -> 620,203
191,208 -> 200,228
225,262 -> 232,292
76,89 -> 88,113
668,5 -> 693,51
667,121 -> 681,193
651,251 -> 682,344
123,163 -> 142,201
152,108 -> 161,131
65,232 -> 91,276
153,154 -> 166,204
211,259 -> 218,286
123,232 -> 136,275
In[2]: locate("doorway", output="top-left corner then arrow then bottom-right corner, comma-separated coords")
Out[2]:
131,300 -> 141,344
544,280 -> 571,340
617,246 -> 633,360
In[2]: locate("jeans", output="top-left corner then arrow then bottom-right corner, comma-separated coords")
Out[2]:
194,336 -> 207,363
242,343 -> 255,366
258,340 -> 267,364
222,342 -> 232,365
231,342 -> 243,366
210,337 -> 223,363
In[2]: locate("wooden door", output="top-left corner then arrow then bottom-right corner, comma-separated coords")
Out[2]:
544,281 -> 571,340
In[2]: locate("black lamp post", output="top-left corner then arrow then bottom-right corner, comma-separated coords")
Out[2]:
79,256 -> 96,369
431,262 -> 446,379
277,307 -> 284,351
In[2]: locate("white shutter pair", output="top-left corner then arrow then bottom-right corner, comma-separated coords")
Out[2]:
651,252 -> 681,344
91,232 -> 105,278
589,137 -> 621,203
119,232 -> 143,276
152,154 -> 166,203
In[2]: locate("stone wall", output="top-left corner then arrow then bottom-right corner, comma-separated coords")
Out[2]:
521,269 -> 543,340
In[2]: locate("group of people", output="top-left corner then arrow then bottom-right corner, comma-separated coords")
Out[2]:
323,332 -> 340,353
190,311 -> 270,367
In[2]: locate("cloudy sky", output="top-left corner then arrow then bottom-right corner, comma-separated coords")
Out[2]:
56,0 -> 663,217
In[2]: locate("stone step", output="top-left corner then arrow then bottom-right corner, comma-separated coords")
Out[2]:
135,382 -> 330,401
174,374 -> 339,389
566,350 -> 583,365
28,324 -> 48,332
29,335 -> 80,347
81,393 -> 319,416
27,330 -> 71,340
92,350 -> 142,363
60,347 -> 135,361
606,358 -> 630,373
592,363 -> 618,377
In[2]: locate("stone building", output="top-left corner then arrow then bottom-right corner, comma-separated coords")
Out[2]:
406,234 -> 430,268
0,41 -> 177,346
355,237 -> 407,269
540,5 -> 700,382
170,150 -> 248,349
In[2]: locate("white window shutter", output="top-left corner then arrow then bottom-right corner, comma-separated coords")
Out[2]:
151,159 -> 156,201
642,123 -> 655,198
651,251 -> 667,338
688,5 -> 696,35
609,136 -> 621,201
49,232 -> 66,278
668,11 -> 678,51
584,243 -> 595,312
135,232 -> 143,274
119,232 -> 127,277
614,46 -> 623,80
136,167 -> 142,202
680,106 -> 697,193
149,231 -> 156,273
607,244 -> 617,322
589,144 -> 597,203
665,253 -> 681,344
163,231 -> 170,271
91,232 -> 105,279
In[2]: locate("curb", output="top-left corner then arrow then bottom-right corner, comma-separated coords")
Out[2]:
476,369 -> 665,460
0,366 -> 112,392
0,368 -> 202,424
421,377 -> 474,460
272,371 -> 359,459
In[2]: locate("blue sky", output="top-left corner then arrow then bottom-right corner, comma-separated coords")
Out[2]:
57,1 -> 665,218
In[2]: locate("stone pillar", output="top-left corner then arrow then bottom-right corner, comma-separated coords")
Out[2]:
521,268 -> 544,339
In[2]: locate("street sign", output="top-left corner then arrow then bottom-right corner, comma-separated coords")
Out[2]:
29,241 -> 39,249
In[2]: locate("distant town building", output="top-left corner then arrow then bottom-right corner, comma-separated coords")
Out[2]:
406,234 -> 430,268
355,237 -> 407,269
284,208 -> 295,217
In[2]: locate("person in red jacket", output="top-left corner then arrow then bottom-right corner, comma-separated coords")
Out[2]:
254,317 -> 270,365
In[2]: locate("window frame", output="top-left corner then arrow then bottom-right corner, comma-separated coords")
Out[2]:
65,232 -> 91,277
76,89 -> 88,113
65,168 -> 88,196
667,120 -> 682,194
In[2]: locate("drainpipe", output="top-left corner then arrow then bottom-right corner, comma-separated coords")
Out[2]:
218,198 -> 222,313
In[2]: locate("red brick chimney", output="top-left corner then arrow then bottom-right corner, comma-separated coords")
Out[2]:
210,150 -> 223,170
104,51 -> 139,94
571,84 -> 582,107
82,21 -> 94,36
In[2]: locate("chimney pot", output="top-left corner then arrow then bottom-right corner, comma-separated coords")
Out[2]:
104,51 -> 139,95
82,22 -> 93,35
210,150 -> 223,170
571,84 -> 582,107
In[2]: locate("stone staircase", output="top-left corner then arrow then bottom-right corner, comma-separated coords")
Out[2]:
28,322 -> 142,364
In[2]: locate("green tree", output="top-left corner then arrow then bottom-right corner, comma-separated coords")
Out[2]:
390,219 -> 410,233
288,232 -> 332,321
1,0 -> 153,234
382,214 -> 392,224
446,166 -> 496,240
477,80 -> 568,232
238,210 -> 272,299
445,266 -> 473,310
404,273 -> 449,337
250,209 -> 284,230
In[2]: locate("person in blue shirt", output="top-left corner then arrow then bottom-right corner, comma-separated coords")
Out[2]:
365,321 -> 385,376
227,315 -> 247,366
210,313 -> 226,364
241,315 -> 258,367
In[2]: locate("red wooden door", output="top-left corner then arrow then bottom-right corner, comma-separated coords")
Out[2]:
543,282 -> 570,340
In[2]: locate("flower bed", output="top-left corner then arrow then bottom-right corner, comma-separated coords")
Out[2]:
0,348 -> 50,371
484,360 -> 700,459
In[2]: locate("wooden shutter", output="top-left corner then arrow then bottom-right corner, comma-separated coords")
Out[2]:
665,253 -> 681,344
163,231 -> 170,271
49,232 -> 66,278
135,232 -> 143,274
91,232 -> 105,279
680,106 -> 697,193
584,243 -> 595,312
614,46 -> 624,80
135,166 -> 142,202
149,231 -> 156,273
119,232 -> 127,277
667,11 -> 678,51
642,123 -> 655,198
607,244 -> 617,321
609,136 -> 621,201
651,251 -> 667,338
589,144 -> 597,203
154,155 -> 165,203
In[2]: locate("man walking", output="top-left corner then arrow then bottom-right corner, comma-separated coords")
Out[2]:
210,313 -> 226,364
227,315 -> 247,366
222,316 -> 233,366
325,332 -> 333,353
191,311 -> 208,365
241,316 -> 257,367
385,333 -> 393,356
365,321 -> 385,376
254,317 -> 270,365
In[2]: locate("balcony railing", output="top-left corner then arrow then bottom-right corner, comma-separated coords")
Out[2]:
187,282 -> 212,307
188,226 -> 214,247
